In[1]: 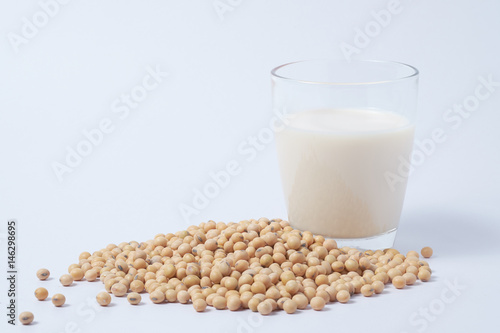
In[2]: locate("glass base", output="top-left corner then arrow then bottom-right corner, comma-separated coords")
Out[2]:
331,228 -> 397,250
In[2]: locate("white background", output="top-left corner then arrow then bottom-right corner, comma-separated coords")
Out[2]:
1,0 -> 499,332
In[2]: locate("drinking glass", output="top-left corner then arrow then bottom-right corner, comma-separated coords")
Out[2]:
271,59 -> 419,249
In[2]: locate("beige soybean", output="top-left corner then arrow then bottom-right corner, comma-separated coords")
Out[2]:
59,274 -> 73,286
177,290 -> 190,304
96,292 -> 111,306
52,294 -> 66,307
292,294 -> 309,310
84,269 -> 98,282
418,269 -> 431,282
213,296 -> 227,310
227,295 -> 242,311
193,298 -> 207,312
360,284 -> 374,297
403,273 -> 417,285
128,292 -> 142,305
111,283 -> 128,297
19,311 -> 34,325
34,287 -> 48,301
57,217 -> 433,317
70,268 -> 85,281
392,276 -> 406,289
130,280 -> 145,293
283,299 -> 297,314
336,290 -> 350,303
150,290 -> 165,304
372,281 -> 384,294
421,247 -> 433,258
248,297 -> 261,312
310,297 -> 325,311
257,300 -> 273,315
36,268 -> 50,281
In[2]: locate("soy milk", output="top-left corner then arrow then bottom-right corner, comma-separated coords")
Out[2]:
275,108 -> 415,238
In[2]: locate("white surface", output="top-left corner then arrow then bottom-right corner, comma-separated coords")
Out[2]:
0,1 -> 499,332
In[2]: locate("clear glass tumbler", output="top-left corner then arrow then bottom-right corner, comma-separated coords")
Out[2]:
271,59 -> 419,249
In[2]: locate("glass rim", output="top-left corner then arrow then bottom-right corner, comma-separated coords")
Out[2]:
271,59 -> 419,86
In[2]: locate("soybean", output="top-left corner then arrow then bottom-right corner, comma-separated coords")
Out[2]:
96,292 -> 111,306
36,268 -> 50,281
54,217 -> 434,317
128,292 -> 142,305
19,311 -> 34,325
59,274 -> 73,286
34,287 -> 48,301
52,294 -> 66,307
421,247 -> 433,258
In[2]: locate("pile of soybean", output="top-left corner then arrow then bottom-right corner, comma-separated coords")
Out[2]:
41,218 -> 434,316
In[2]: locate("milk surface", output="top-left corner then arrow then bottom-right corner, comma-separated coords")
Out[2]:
275,108 -> 415,238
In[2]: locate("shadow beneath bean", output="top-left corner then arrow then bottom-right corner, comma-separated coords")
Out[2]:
264,311 -> 280,316
133,302 -> 146,306
150,302 -> 170,306
62,283 -> 77,288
